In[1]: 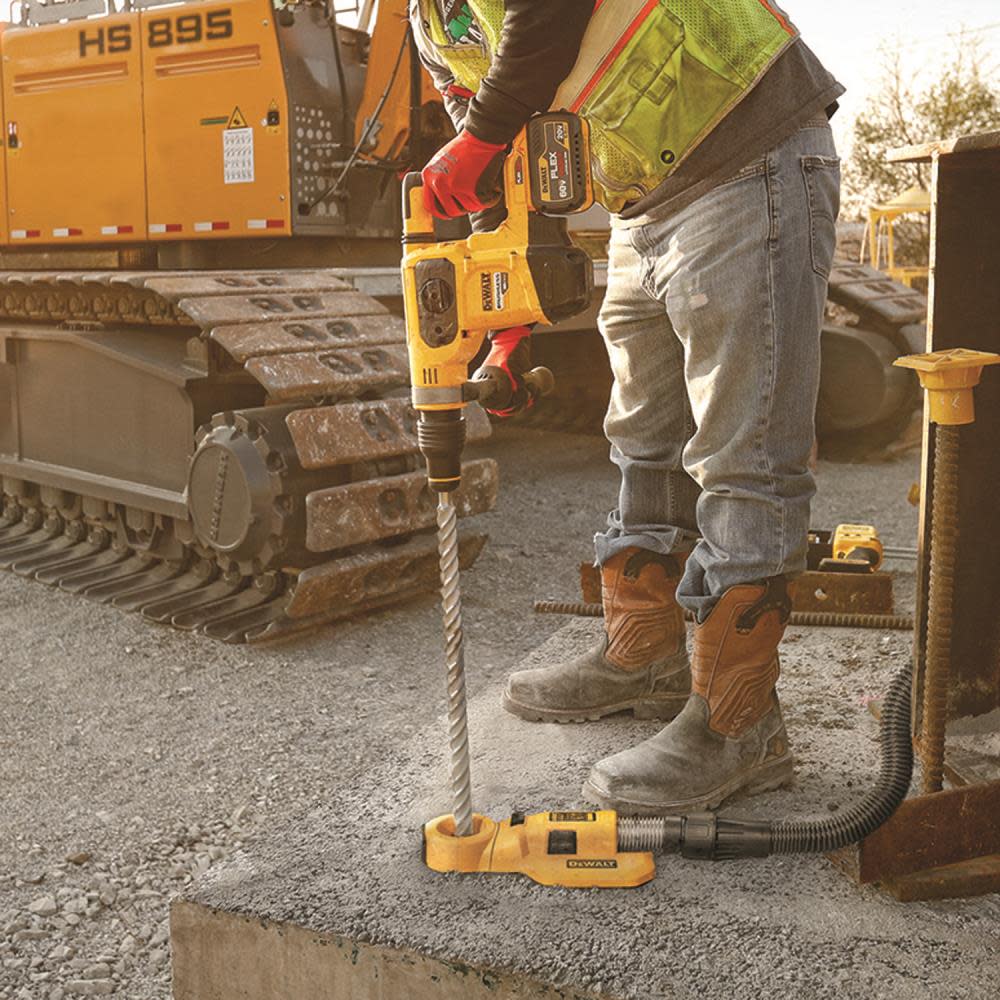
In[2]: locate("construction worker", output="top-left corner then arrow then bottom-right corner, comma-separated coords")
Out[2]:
411,1 -> 844,814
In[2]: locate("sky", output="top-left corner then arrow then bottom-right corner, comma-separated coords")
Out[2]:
785,0 -> 1000,154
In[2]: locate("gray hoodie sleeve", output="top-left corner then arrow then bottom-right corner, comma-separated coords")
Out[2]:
464,0 -> 594,145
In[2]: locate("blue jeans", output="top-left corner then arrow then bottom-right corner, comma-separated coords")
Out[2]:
594,120 -> 841,620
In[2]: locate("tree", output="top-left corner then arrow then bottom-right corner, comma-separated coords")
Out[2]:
843,35 -> 1000,264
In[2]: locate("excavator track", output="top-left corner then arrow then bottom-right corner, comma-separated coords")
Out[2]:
0,269 -> 498,642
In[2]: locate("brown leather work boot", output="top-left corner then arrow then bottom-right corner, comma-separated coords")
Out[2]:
502,548 -> 691,723
583,578 -> 794,812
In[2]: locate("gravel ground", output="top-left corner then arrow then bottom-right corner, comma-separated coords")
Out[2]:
185,615 -> 1000,1000
1,427 -> 926,999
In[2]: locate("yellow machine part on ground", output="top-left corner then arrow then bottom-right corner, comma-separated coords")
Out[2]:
0,0 -> 293,246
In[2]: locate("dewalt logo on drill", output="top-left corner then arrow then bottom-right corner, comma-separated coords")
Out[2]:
567,860 -> 619,869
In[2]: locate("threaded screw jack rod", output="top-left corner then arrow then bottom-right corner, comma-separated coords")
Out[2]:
921,424 -> 960,794
436,492 -> 474,837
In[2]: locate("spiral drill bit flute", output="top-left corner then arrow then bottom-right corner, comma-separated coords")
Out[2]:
435,492 -> 474,836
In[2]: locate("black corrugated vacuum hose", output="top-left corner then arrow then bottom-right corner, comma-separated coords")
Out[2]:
617,665 -> 913,860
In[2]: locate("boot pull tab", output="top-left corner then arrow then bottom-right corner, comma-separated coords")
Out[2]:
623,549 -> 682,581
735,577 -> 792,633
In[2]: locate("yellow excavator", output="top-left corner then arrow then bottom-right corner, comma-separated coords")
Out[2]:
0,0 -> 927,641
0,0 -> 492,643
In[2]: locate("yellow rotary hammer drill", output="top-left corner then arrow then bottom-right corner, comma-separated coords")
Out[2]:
401,111 -> 594,492
404,113 -> 660,889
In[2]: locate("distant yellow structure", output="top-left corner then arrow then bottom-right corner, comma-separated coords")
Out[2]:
866,186 -> 931,288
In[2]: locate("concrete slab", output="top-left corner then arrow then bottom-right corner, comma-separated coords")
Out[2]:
173,619 -> 1000,1000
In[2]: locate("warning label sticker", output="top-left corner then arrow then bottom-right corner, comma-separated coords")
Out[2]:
227,106 -> 248,129
223,128 -> 254,185
266,99 -> 281,132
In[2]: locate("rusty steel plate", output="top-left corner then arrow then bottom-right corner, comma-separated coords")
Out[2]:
141,272 -> 352,301
580,561 -> 601,604
791,570 -> 895,615
287,399 -> 491,470
247,344 -> 408,402
285,531 -> 487,620
854,781 -> 1000,884
581,563 -> 895,616
305,457 -> 498,552
211,313 -> 405,363
176,290 -> 386,328
883,854 -> 1000,903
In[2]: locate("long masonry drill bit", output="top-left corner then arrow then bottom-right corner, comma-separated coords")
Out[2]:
436,492 -> 474,837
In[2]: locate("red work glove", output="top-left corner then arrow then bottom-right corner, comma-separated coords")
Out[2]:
472,326 -> 533,418
421,130 -> 507,220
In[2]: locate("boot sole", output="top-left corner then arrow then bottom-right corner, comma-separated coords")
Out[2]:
501,690 -> 689,725
581,753 -> 795,815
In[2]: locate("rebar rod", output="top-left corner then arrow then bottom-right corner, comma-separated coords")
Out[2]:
533,600 -> 914,631
436,493 -> 474,836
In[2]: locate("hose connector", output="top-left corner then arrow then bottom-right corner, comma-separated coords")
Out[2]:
617,814 -> 771,860
616,665 -> 913,861
680,814 -> 773,861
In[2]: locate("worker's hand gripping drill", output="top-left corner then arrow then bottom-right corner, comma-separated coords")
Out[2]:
421,126 -> 547,419
421,129 -> 507,219
472,326 -> 554,418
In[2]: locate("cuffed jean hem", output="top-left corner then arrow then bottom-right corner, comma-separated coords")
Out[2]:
594,525 -> 699,567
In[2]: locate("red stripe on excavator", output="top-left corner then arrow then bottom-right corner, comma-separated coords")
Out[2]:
756,0 -> 794,34
570,0 -> 659,112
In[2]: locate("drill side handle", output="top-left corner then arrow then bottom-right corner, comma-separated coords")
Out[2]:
465,366 -> 555,408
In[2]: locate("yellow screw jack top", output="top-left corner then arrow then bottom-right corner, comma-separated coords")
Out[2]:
894,348 -> 1000,425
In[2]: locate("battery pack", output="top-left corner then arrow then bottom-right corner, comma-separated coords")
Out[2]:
526,112 -> 594,215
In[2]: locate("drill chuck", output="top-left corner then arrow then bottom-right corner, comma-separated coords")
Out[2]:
418,410 -> 467,493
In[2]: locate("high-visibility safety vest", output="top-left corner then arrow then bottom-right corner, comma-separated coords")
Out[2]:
418,0 -> 799,212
